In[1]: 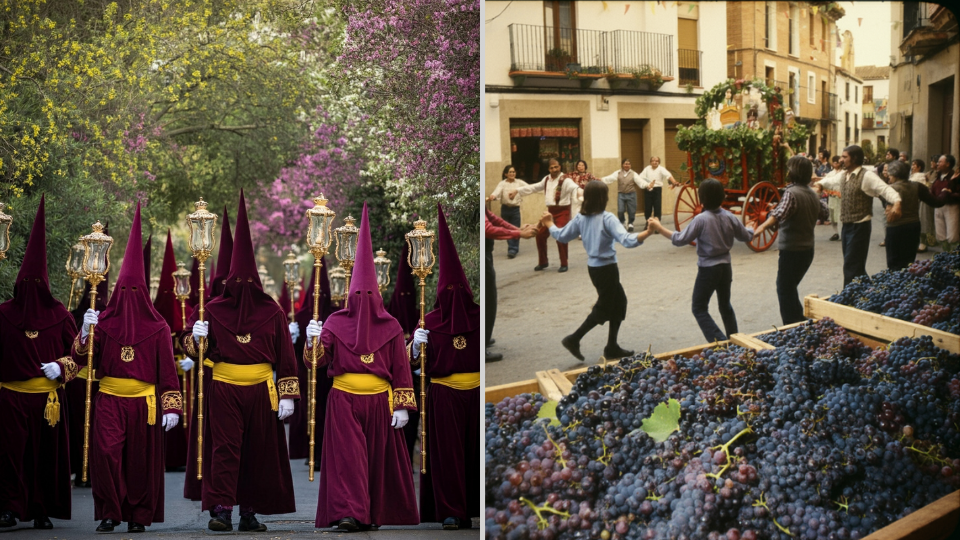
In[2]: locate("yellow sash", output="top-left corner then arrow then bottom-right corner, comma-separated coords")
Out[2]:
203,359 -> 214,368
98,377 -> 157,425
212,363 -> 278,411
333,374 -> 394,414
432,372 -> 480,390
77,366 -> 98,381
1,377 -> 61,427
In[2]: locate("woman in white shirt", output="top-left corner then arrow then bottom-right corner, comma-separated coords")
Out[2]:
486,165 -> 528,258
637,157 -> 679,230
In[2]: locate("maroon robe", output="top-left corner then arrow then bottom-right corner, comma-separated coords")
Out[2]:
155,231 -> 188,470
71,330 -> 181,525
388,243 -> 423,459
310,331 -> 419,527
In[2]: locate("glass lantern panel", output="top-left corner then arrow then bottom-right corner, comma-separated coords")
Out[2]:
409,238 -> 422,268
84,243 -> 110,274
321,216 -> 334,250
284,263 -> 299,283
424,238 -> 436,268
309,216 -> 324,247
0,225 -> 9,252
71,245 -> 86,273
201,220 -> 215,249
190,224 -> 205,251
175,277 -> 190,296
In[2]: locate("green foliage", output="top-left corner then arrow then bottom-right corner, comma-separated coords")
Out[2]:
694,78 -> 782,121
675,124 -> 776,189
862,139 -> 876,165
877,140 -> 887,165
629,398 -> 681,442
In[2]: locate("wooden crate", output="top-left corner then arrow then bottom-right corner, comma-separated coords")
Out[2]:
805,294 -> 960,354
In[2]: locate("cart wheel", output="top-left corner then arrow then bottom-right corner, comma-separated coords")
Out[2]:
743,181 -> 780,252
674,184 -> 702,233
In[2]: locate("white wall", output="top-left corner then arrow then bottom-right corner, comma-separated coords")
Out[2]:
836,72 -> 863,147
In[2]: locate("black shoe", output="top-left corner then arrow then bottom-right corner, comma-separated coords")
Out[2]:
337,517 -> 359,531
96,519 -> 118,533
359,523 -> 379,531
485,350 -> 503,363
603,345 -> 634,360
487,338 -> 496,346
561,335 -> 585,361
127,522 -> 145,533
534,264 -> 548,271
208,511 -> 233,532
558,266 -> 568,273
0,511 -> 17,528
239,514 -> 267,532
34,517 -> 53,529
443,517 -> 461,530
829,234 -> 840,241
507,252 -> 517,259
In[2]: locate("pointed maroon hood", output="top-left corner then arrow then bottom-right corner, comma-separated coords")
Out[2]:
205,190 -> 281,334
153,230 -> 185,331
209,206 -> 233,298
424,204 -> 479,335
142,233 -> 152,283
323,203 -> 402,354
279,280 -> 291,316
387,242 -> 419,337
0,195 -> 72,330
98,202 -> 169,344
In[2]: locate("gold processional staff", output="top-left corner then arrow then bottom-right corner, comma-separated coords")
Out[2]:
405,219 -> 435,474
173,261 -> 193,429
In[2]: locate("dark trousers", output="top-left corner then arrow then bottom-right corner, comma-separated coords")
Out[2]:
501,206 -> 521,255
644,187 -> 663,222
617,192 -> 637,225
691,263 -> 737,342
776,248 -> 815,325
885,221 -> 921,270
535,206 -> 570,267
485,244 -> 497,346
841,221 -> 872,286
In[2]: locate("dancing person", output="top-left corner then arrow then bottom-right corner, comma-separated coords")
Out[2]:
818,155 -> 844,240
182,207 -> 233,503
931,155 -> 960,252
882,160 -> 944,269
0,197 -> 78,530
637,157 -> 679,227
568,159 -> 598,215
486,165 -> 528,258
185,192 -> 299,532
485,209 -> 536,364
304,203 -> 419,532
409,204 -> 482,530
543,180 -> 655,361
647,179 -> 754,342
601,159 -> 645,231
511,158 -> 580,272
74,203 -> 182,534
753,156 -> 829,324
815,145 -> 902,286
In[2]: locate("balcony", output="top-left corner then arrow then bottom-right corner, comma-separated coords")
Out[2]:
507,24 -> 674,87
678,49 -> 702,87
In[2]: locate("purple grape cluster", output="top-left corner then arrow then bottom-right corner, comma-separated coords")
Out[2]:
485,319 -> 960,540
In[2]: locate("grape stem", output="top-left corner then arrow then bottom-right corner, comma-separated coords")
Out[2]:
705,426 -> 753,482
753,492 -> 795,537
541,424 -> 568,469
519,496 -> 571,530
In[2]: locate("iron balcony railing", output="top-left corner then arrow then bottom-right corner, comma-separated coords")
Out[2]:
508,23 -> 674,77
677,48 -> 701,87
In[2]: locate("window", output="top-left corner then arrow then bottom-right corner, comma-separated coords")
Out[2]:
788,70 -> 799,112
878,135 -> 885,145
789,3 -> 799,56
854,86 -> 858,104
845,82 -> 850,101
543,1 -> 577,70
854,115 -> 859,142
845,112 -> 850,145
765,1 -> 777,50
864,85 -> 873,103
807,73 -> 816,103
765,66 -> 775,87
809,12 -> 815,47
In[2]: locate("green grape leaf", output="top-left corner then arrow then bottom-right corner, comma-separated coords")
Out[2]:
633,398 -> 681,442
537,400 -> 561,426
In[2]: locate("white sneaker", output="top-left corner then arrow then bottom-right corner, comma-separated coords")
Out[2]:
627,223 -> 634,232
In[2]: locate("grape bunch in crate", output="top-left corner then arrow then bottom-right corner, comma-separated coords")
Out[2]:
674,79 -> 810,252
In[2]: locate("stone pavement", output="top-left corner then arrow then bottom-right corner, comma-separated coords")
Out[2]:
486,196 -> 940,387
2,445 -> 478,539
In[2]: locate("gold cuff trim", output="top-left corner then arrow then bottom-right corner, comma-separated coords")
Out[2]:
277,377 -> 300,398
161,391 -> 183,412
406,341 -> 420,367
304,342 -> 325,365
182,334 -> 207,357
394,388 -> 417,411
59,356 -> 79,383
74,333 -> 91,355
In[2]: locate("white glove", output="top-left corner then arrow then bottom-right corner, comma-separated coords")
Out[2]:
162,413 -> 179,431
391,409 -> 409,429
192,320 -> 208,342
80,309 -> 99,339
41,362 -> 62,380
278,398 -> 295,421
412,328 -> 430,358
179,357 -> 195,372
288,322 -> 300,344
305,320 -> 321,347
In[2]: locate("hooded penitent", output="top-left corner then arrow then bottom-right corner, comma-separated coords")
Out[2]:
142,234 -> 152,284
96,202 -> 168,346
387,242 -> 419,337
279,281 -> 291,318
423,203 -> 479,335
321,203 -> 402,355
205,191 -> 281,335
0,195 -> 72,332
153,230 -> 186,332
208,207 -> 233,299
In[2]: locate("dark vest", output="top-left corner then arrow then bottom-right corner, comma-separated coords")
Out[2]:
840,168 -> 873,223
888,180 -> 919,227
778,184 -> 821,251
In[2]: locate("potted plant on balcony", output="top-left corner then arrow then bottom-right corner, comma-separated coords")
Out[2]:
629,65 -> 665,91
546,48 -> 572,72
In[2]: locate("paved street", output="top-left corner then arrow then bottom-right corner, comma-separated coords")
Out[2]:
486,196 -> 940,387
2,441 -> 478,539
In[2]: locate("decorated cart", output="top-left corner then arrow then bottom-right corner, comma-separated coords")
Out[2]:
674,79 -> 809,251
